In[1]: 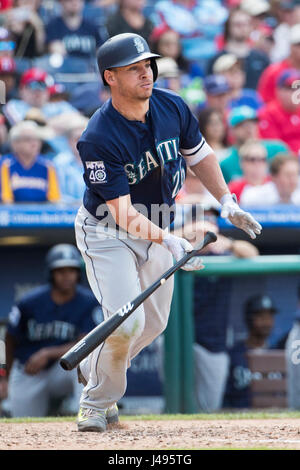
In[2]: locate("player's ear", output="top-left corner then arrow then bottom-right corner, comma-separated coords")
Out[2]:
104,69 -> 116,87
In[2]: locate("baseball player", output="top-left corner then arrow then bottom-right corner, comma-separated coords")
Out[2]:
4,244 -> 102,417
74,33 -> 262,432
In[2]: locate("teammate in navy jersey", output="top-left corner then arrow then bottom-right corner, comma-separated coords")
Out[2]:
4,244 -> 102,417
74,33 -> 262,432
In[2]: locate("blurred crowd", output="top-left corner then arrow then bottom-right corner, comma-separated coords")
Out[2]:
0,0 -> 298,205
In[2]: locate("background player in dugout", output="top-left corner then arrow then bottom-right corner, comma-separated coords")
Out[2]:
74,33 -> 262,433
2,244 -> 102,418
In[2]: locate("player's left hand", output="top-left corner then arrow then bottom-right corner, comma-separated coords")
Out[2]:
24,349 -> 49,375
181,255 -> 205,271
220,194 -> 262,239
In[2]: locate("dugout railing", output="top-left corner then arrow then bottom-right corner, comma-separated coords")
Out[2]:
163,255 -> 300,414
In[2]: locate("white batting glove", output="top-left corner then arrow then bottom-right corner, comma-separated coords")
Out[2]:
220,194 -> 262,239
162,233 -> 204,271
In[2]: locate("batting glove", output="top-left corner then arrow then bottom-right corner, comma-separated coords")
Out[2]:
162,233 -> 204,271
220,194 -> 262,239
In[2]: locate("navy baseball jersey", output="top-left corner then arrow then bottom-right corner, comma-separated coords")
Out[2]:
223,340 -> 252,408
7,285 -> 103,366
194,274 -> 233,353
77,87 -> 212,228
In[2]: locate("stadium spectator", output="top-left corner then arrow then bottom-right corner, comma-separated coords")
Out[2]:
197,107 -> 230,162
23,107 -> 58,159
212,53 -> 263,111
152,0 -> 228,68
53,115 -> 88,202
0,120 -> 60,203
285,284 -> 300,409
203,74 -> 232,116
240,0 -> 271,37
4,0 -> 46,58
0,113 -> 8,154
270,0 -> 300,63
173,193 -> 259,412
209,7 -> 270,89
228,139 -> 271,203
3,68 -> 78,126
258,23 -> 300,104
223,294 -> 278,408
258,69 -> 300,155
105,0 -> 154,43
3,244 -> 103,417
220,105 -> 289,183
149,24 -> 203,80
155,57 -> 182,93
0,27 -> 16,58
240,152 -> 300,206
45,0 -> 104,60
0,56 -> 17,103
250,21 -> 275,58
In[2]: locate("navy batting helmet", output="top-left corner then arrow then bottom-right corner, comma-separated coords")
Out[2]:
244,294 -> 277,329
97,33 -> 160,86
45,244 -> 82,275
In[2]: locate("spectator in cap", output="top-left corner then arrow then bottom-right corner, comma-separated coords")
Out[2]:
0,120 -> 61,203
45,0 -> 104,60
212,53 -> 263,111
155,57 -> 182,93
105,0 -> 154,44
223,294 -> 278,408
53,115 -> 89,202
209,7 -> 270,89
0,56 -> 17,101
220,105 -> 289,183
285,284 -> 300,409
239,152 -> 300,206
258,69 -> 300,154
4,0 -> 46,58
228,139 -> 271,203
270,0 -> 300,63
3,68 -> 78,126
240,0 -> 271,34
258,23 -> 300,104
203,74 -> 232,116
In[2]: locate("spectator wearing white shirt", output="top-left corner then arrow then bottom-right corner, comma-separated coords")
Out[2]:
241,152 -> 300,206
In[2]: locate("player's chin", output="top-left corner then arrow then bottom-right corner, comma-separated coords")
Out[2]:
139,83 -> 153,96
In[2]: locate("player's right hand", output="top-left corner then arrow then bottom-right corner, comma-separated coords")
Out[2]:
162,233 -> 204,271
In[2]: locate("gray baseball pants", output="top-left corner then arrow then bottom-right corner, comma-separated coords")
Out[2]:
75,205 -> 174,411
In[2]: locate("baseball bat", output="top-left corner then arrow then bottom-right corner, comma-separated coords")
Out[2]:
60,231 -> 217,371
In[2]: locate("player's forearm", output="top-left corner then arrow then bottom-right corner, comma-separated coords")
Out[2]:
42,341 -> 82,362
190,153 -> 231,203
106,197 -> 165,243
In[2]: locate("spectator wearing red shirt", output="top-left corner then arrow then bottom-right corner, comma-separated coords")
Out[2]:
228,139 -> 270,203
257,23 -> 300,104
258,69 -> 300,155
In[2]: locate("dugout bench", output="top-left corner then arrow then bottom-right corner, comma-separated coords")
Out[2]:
164,256 -> 300,413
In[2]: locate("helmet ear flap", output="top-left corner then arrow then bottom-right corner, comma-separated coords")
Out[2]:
151,58 -> 158,82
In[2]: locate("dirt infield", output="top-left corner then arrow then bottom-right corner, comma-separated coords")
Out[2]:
1,417 -> 300,450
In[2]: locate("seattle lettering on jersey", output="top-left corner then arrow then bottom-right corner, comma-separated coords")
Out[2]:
27,319 -> 76,341
124,138 -> 179,185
